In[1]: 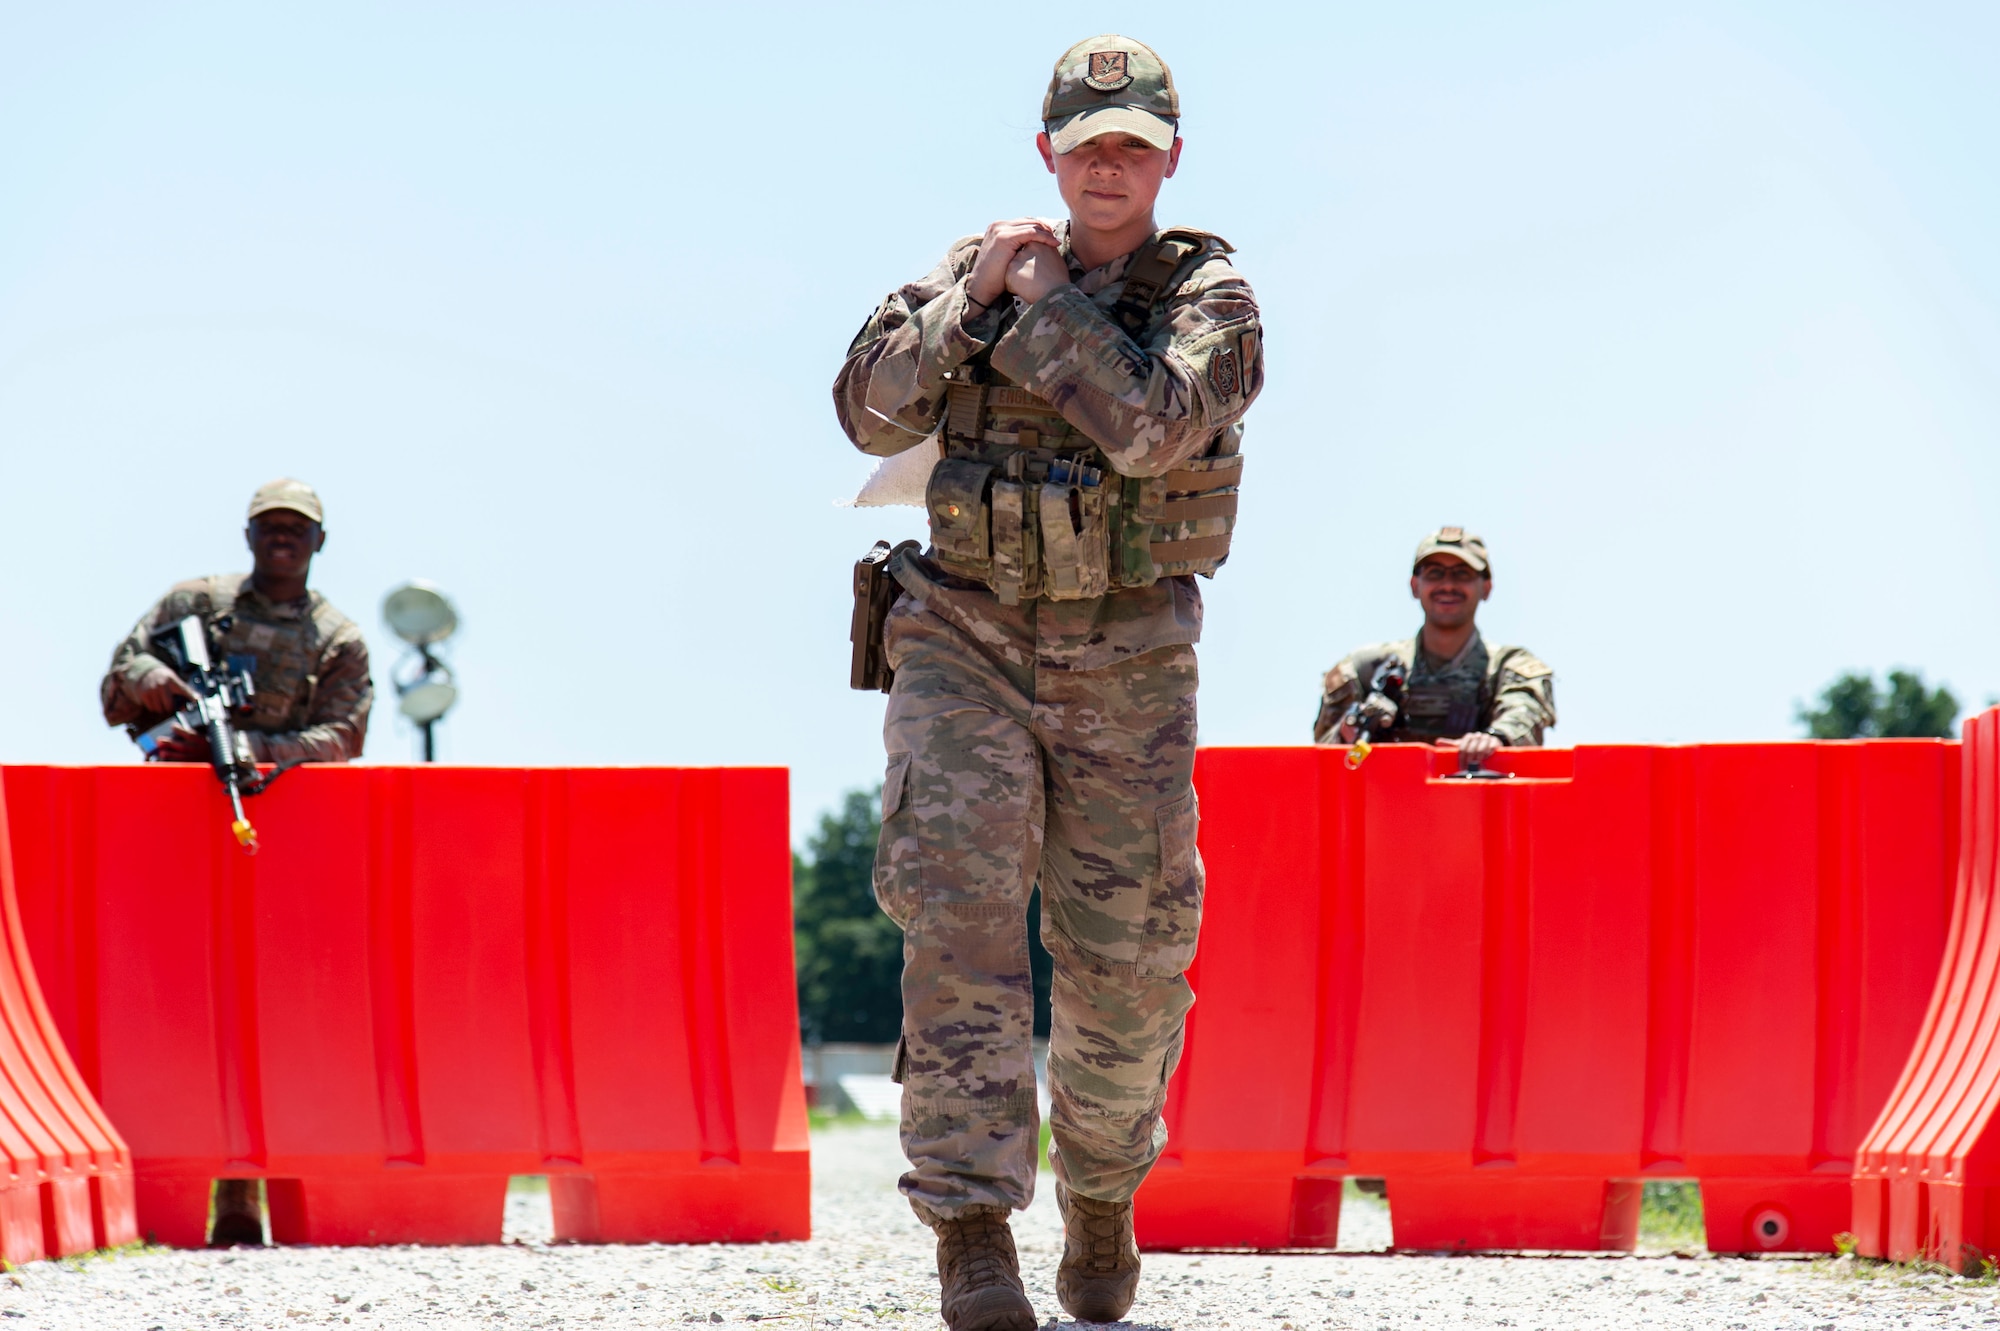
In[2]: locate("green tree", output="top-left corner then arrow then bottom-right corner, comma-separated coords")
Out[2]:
1798,669 -> 1959,739
1877,670 -> 1961,737
793,787 -> 903,1043
793,785 -> 1053,1043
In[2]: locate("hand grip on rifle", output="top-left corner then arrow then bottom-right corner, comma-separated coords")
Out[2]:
1343,656 -> 1408,771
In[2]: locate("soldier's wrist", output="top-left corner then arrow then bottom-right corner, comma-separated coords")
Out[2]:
962,276 -> 1002,312
959,285 -> 1005,338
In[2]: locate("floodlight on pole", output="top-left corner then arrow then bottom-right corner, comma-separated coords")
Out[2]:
381,580 -> 460,762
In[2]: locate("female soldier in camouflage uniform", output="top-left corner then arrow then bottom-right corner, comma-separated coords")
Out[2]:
834,35 -> 1263,1331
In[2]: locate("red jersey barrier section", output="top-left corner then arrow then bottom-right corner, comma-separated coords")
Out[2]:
1,765 -> 808,1249
1853,708 -> 2000,1271
0,776 -> 137,1263
1137,742 -> 1956,1254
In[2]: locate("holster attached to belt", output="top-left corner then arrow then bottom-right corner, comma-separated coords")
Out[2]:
850,539 -> 920,692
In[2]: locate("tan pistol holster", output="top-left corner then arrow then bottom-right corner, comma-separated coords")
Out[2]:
850,539 -> 920,693
921,228 -> 1244,606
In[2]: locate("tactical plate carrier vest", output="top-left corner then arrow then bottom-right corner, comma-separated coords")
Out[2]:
923,229 -> 1244,605
1385,637 -> 1538,743
175,576 -> 337,735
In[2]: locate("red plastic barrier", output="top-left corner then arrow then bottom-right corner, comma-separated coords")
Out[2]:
0,775 -> 136,1262
1,764 -> 808,1248
1138,741 -> 1956,1253
1853,708 -> 2000,1271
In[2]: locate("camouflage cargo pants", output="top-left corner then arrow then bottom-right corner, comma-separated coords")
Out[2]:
874,593 -> 1203,1224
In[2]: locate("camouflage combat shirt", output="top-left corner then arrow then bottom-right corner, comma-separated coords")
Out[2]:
834,222 -> 1263,670
100,573 -> 373,764
1313,630 -> 1555,747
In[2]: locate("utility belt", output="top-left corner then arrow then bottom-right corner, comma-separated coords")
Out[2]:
924,381 -> 1242,604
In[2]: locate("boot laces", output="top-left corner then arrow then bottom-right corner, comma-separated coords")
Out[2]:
1068,1197 -> 1133,1272
940,1213 -> 1019,1289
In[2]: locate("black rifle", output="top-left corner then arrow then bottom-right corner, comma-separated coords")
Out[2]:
1342,656 -> 1408,770
136,615 -> 296,853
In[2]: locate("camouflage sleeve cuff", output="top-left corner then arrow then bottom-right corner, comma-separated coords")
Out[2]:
920,278 -> 999,373
957,282 -> 1006,344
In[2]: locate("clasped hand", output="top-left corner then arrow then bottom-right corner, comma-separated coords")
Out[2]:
967,218 -> 1067,310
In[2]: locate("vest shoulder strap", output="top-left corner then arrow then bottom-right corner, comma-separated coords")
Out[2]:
1105,228 -> 1228,336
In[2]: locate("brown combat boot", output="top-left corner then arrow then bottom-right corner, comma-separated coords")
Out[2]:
933,1206 -> 1037,1331
1056,1182 -> 1141,1323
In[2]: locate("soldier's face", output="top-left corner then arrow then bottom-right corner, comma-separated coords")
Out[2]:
1038,131 -> 1182,235
245,510 -> 326,581
1411,555 -> 1489,628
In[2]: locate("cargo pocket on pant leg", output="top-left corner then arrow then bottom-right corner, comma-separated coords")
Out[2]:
1139,789 -> 1203,977
873,751 -> 920,931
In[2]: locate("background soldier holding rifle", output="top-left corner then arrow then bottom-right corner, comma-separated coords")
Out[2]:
836,35 -> 1263,1331
1314,527 -> 1555,767
97,476 -> 372,1244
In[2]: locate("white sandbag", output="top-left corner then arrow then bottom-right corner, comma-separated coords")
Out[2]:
841,436 -> 940,509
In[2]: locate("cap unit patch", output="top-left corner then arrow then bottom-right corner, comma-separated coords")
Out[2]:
1209,345 -> 1240,398
1084,51 -> 1133,91
1438,526 -> 1465,542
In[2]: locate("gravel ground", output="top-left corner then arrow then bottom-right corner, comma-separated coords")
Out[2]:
4,1124 -> 1998,1329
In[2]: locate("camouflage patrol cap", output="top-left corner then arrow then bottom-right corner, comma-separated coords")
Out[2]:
1413,526 -> 1490,574
1043,35 -> 1179,155
247,478 -> 324,525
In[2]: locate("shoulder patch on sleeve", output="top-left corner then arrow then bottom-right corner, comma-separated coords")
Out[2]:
1237,327 -> 1261,374
1209,343 -> 1241,398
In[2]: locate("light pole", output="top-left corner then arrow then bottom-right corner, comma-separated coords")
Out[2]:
381,581 -> 460,762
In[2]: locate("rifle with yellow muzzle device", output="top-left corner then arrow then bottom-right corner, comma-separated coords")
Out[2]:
133,615 -> 300,853
1343,656 -> 1409,770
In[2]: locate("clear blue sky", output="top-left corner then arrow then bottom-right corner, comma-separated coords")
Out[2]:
3,2 -> 1995,839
